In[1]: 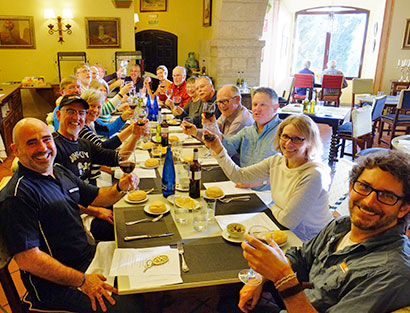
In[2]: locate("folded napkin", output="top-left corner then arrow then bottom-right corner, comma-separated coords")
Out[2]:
203,181 -> 256,195
281,105 -> 302,113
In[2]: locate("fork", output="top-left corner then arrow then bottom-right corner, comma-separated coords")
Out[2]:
219,195 -> 251,203
177,242 -> 189,272
125,214 -> 164,226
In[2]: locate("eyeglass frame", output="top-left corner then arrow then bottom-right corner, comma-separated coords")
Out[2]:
215,96 -> 237,106
61,108 -> 87,116
279,133 -> 305,144
352,180 -> 404,206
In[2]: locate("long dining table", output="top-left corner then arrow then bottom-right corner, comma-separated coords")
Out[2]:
108,120 -> 303,311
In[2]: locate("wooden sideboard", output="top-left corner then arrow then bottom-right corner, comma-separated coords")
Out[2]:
0,84 -> 23,156
390,80 -> 410,96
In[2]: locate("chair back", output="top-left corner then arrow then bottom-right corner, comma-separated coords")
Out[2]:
397,89 -> 410,109
352,106 -> 372,138
371,95 -> 387,121
352,78 -> 373,94
293,74 -> 314,89
322,75 -> 344,89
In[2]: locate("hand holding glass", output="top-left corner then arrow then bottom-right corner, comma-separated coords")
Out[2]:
118,151 -> 136,193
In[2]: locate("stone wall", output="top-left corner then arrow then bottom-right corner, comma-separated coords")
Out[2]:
199,0 -> 269,88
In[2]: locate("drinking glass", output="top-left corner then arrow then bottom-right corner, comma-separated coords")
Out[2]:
118,151 -> 136,193
202,102 -> 216,120
173,197 -> 189,225
193,200 -> 209,232
238,225 -> 272,286
173,96 -> 182,107
136,106 -> 148,126
165,88 -> 173,101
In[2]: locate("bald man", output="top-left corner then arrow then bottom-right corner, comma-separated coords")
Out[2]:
0,118 -> 142,312
165,66 -> 191,107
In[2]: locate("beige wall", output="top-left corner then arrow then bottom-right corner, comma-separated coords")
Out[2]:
381,0 -> 410,93
135,0 -> 214,67
0,0 -> 135,83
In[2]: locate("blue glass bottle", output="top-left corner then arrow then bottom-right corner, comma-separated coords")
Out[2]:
153,95 -> 159,121
162,146 -> 175,198
146,96 -> 153,121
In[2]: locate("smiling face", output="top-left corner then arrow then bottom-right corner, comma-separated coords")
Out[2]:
90,67 -> 99,80
196,78 -> 214,102
216,86 -> 239,117
349,168 -> 410,236
86,99 -> 102,124
279,124 -> 309,167
157,68 -> 167,81
186,81 -> 197,98
62,82 -> 82,97
11,119 -> 56,176
56,102 -> 86,140
130,65 -> 141,81
251,92 -> 279,126
76,66 -> 91,87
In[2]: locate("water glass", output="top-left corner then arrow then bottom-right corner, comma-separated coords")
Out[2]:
193,201 -> 209,232
205,199 -> 216,223
173,201 -> 189,225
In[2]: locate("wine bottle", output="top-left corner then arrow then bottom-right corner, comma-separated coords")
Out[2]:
153,95 -> 159,121
160,110 -> 169,147
189,148 -> 201,198
303,88 -> 309,113
162,146 -> 175,198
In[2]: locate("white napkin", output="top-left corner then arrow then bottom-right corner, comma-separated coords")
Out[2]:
86,241 -> 116,287
203,181 -> 256,195
281,104 -> 302,113
134,150 -> 151,162
114,167 -> 157,179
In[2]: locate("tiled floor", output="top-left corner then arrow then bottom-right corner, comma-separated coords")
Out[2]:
0,122 -> 392,313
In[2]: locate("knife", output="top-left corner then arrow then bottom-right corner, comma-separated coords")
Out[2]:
124,232 -> 174,242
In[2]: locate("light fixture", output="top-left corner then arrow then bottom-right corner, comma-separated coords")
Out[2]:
44,8 -> 73,44
134,13 -> 139,32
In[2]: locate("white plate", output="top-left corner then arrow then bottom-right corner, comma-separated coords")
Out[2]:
175,183 -> 189,192
140,163 -> 159,169
221,228 -> 243,244
143,203 -> 170,215
167,195 -> 200,210
167,119 -> 181,126
124,194 -> 149,204
202,189 -> 225,200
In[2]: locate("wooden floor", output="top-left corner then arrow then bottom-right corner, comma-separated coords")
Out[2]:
0,122 -> 392,313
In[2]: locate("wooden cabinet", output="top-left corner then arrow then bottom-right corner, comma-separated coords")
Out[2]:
0,84 -> 22,156
390,81 -> 410,96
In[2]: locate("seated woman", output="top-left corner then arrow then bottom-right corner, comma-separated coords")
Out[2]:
203,114 -> 333,241
144,65 -> 172,102
89,78 -> 131,125
80,88 -> 135,150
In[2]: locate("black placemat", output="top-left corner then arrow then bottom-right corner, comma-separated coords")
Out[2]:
201,167 -> 228,184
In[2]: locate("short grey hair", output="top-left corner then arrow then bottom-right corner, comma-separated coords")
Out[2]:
327,60 -> 337,69
253,87 -> 278,104
173,66 -> 186,77
81,88 -> 105,105
302,60 -> 311,69
89,79 -> 109,93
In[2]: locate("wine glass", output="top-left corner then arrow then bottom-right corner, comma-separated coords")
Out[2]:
118,151 -> 136,193
202,102 -> 216,120
173,96 -> 182,107
238,225 -> 272,286
165,88 -> 173,102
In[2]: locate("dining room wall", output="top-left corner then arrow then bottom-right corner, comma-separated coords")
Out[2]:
0,0 -> 135,84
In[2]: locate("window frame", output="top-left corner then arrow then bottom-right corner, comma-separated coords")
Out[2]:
292,6 -> 369,79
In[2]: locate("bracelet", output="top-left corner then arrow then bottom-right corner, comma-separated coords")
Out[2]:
78,273 -> 86,288
116,182 -> 126,194
274,272 -> 297,289
278,283 -> 303,299
118,93 -> 123,98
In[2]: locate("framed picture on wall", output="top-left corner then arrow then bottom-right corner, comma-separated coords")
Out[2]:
85,17 -> 120,48
402,19 -> 410,49
140,0 -> 167,12
203,0 -> 212,27
0,16 -> 35,49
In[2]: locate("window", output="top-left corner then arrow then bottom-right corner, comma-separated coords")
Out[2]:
292,7 -> 369,79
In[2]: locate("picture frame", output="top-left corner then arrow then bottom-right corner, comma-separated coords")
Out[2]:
203,0 -> 212,27
140,0 -> 167,12
85,17 -> 120,48
0,15 -> 35,49
402,19 -> 410,49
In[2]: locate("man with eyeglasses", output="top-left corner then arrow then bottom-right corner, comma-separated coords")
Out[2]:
74,63 -> 92,92
231,150 -> 410,313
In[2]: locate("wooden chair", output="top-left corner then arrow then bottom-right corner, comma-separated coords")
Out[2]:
335,105 -> 373,159
377,89 -> 410,148
318,75 -> 344,107
351,78 -> 374,108
291,74 -> 314,102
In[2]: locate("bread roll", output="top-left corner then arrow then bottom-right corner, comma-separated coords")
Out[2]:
205,186 -> 224,198
183,156 -> 193,163
168,119 -> 179,125
145,158 -> 160,167
175,196 -> 196,209
268,230 -> 288,245
142,142 -> 155,150
149,200 -> 167,213
169,135 -> 179,142
128,190 -> 147,201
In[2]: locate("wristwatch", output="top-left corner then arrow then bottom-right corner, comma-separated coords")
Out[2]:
116,182 -> 127,194
278,283 -> 303,299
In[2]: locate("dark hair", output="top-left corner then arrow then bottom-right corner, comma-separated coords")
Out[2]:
350,150 -> 410,204
253,87 -> 278,104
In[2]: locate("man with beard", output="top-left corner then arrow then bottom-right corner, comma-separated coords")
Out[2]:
229,150 -> 410,313
164,66 -> 191,107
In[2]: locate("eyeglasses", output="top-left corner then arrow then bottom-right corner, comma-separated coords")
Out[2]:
216,97 -> 235,106
280,134 -> 305,144
353,181 -> 404,206
62,108 -> 87,116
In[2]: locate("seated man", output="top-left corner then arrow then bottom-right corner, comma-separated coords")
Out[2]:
295,59 -> 315,98
75,62 -> 92,93
164,66 -> 191,107
195,75 -> 221,119
319,59 -> 348,95
235,150 -> 410,313
0,118 -> 142,312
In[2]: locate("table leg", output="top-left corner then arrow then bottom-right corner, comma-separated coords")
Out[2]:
328,129 -> 340,168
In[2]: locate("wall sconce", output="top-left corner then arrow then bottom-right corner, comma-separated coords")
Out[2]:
44,8 -> 73,44
134,13 -> 139,32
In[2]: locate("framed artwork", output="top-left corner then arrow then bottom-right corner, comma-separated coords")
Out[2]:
140,0 -> 167,12
203,0 -> 212,27
85,17 -> 120,48
402,19 -> 410,49
0,16 -> 35,49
